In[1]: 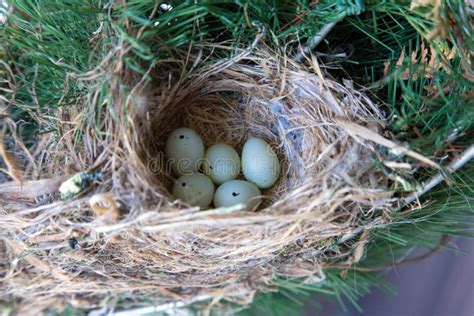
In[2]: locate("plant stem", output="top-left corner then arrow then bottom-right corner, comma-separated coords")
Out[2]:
402,145 -> 474,206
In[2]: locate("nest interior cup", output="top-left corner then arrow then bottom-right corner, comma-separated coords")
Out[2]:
139,63 -> 296,208
130,50 -> 387,215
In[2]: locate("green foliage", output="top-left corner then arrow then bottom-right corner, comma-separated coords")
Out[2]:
109,0 -> 349,74
2,1 -> 103,107
365,162 -> 473,265
325,1 -> 473,159
236,272 -> 391,315
1,0 -> 105,144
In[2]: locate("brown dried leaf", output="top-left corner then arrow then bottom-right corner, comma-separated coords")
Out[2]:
382,60 -> 391,79
337,119 -> 441,169
396,49 -> 405,67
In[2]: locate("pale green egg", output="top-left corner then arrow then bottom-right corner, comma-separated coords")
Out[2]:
242,137 -> 280,188
203,144 -> 240,184
165,127 -> 205,175
213,180 -> 261,211
172,173 -> 214,209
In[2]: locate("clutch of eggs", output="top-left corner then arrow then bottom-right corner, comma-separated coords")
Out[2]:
166,128 -> 280,210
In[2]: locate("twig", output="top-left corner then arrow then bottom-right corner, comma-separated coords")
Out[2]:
402,145 -> 474,206
329,234 -> 451,272
294,22 -> 337,62
293,1 -> 366,61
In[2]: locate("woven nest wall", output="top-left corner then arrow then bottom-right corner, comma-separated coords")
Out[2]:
1,48 -> 401,312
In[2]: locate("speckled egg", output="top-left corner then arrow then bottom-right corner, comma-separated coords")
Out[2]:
165,127 -> 204,175
242,137 -> 280,188
213,180 -> 261,211
203,144 -> 240,184
172,173 -> 214,209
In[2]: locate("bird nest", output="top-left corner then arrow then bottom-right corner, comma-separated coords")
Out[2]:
1,47 -> 421,313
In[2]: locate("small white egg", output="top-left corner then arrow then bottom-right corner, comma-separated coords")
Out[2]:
213,180 -> 261,211
203,144 -> 240,184
165,127 -> 204,175
172,173 -> 214,209
242,137 -> 280,188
